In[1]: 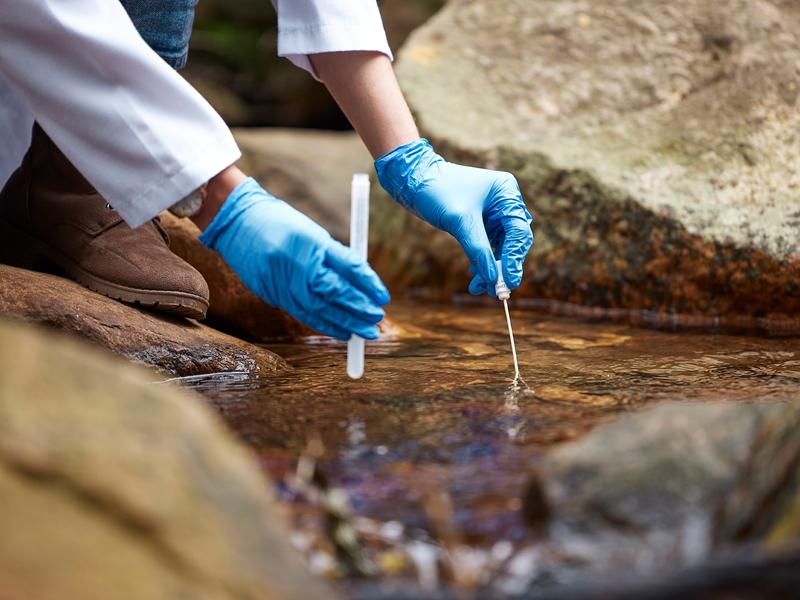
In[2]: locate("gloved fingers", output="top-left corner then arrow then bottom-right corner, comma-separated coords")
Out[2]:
490,230 -> 506,261
467,265 -> 492,295
451,213 -> 498,292
468,274 -> 489,296
499,216 -> 534,289
294,309 -> 353,341
324,242 -> 391,306
489,172 -> 531,219
304,298 -> 381,340
309,266 -> 385,324
485,172 -> 532,241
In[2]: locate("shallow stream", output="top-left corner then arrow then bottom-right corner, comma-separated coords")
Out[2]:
187,301 -> 800,596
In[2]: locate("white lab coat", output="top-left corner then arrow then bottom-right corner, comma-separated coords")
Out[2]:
0,0 -> 390,228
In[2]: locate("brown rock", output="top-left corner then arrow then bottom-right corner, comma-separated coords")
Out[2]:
0,318 -> 330,600
0,264 -> 285,377
383,0 -> 800,321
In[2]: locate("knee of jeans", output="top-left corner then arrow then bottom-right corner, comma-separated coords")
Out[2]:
122,0 -> 198,68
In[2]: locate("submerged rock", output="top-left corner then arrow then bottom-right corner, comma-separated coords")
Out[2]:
0,318 -> 329,599
0,264 -> 285,376
523,400 -> 800,583
383,0 -> 800,320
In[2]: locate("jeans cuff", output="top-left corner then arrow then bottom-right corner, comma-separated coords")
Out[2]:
160,51 -> 189,70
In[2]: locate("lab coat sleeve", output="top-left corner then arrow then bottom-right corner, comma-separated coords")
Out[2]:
271,0 -> 392,77
0,77 -> 34,190
0,0 -> 241,228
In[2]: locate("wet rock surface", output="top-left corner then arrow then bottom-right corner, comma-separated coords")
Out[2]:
0,318 -> 328,599
0,264 -> 285,376
379,0 -> 800,321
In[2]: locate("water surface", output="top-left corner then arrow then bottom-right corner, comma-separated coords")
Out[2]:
190,301 -> 800,593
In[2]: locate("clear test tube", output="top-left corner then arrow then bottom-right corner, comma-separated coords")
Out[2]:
347,173 -> 370,379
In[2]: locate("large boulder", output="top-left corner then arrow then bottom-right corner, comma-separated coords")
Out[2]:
0,318 -> 330,599
523,401 -> 800,584
383,0 -> 800,320
0,264 -> 285,377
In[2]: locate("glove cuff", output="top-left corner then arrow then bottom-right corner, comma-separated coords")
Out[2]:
199,177 -> 261,250
374,138 -> 439,211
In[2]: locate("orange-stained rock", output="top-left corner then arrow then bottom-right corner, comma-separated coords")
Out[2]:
0,264 -> 285,377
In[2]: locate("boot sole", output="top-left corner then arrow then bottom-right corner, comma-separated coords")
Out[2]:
0,219 -> 209,320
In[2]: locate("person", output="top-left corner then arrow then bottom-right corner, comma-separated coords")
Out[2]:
0,0 -> 533,342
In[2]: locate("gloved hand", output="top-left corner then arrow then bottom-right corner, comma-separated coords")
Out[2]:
375,138 -> 533,296
199,178 -> 389,340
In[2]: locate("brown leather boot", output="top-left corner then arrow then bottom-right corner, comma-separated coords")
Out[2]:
0,124 -> 210,319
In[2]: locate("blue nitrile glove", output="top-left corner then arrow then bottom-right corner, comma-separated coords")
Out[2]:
199,178 -> 390,340
375,138 -> 533,296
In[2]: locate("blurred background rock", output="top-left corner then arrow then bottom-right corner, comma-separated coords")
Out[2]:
183,0 -> 445,128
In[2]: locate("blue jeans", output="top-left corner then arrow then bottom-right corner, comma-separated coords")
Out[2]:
120,0 -> 198,70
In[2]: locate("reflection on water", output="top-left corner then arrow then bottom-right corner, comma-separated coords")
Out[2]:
503,379 -> 534,442
188,301 -> 800,593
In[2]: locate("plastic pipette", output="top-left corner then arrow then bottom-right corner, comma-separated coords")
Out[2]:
347,174 -> 370,379
494,260 -> 520,381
